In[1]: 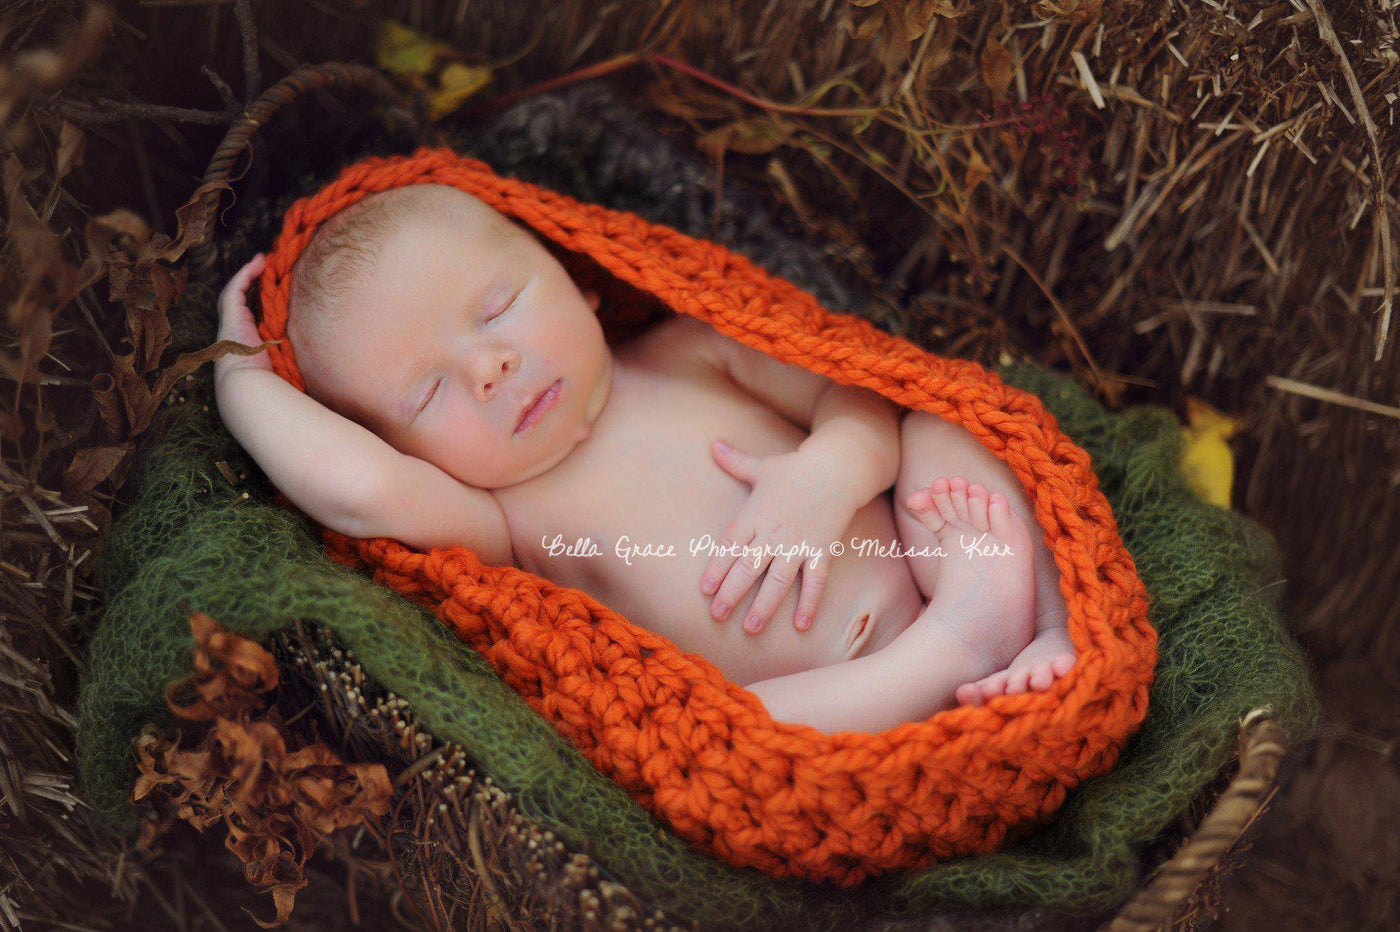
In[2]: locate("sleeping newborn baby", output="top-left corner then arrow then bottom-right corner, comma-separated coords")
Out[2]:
213,183 -> 1076,734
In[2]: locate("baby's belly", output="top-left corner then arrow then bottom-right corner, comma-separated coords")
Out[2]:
532,492 -> 925,686
497,346 -> 933,687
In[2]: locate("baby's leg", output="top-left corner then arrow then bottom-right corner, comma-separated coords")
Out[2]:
894,411 -> 1075,705
900,479 -> 1036,688
746,483 -> 1033,732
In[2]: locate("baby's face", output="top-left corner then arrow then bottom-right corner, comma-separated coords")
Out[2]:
293,188 -> 614,489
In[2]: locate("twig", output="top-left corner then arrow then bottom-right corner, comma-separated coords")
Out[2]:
1002,244 -> 1108,393
233,0 -> 261,103
1070,51 -> 1106,109
35,94 -> 237,126
1265,375 -> 1400,420
200,64 -> 239,111
472,50 -> 1019,142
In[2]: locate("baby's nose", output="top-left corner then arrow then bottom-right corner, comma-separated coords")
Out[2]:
475,350 -> 520,401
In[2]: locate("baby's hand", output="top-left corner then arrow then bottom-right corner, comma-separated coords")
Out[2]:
215,253 -> 272,379
701,441 -> 860,636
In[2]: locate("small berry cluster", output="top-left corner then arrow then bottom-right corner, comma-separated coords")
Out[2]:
987,94 -> 1090,196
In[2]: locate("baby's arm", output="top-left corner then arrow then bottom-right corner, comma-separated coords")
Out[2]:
693,316 -> 902,501
213,256 -> 514,567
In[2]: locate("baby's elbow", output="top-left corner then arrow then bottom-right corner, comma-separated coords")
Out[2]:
328,461 -> 403,541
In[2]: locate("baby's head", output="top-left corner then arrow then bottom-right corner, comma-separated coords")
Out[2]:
286,183 -> 614,489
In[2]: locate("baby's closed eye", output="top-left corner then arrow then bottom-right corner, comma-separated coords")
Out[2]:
486,288 -> 521,321
416,379 -> 442,416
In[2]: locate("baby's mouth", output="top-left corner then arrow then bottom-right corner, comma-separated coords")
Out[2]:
514,379 -> 562,434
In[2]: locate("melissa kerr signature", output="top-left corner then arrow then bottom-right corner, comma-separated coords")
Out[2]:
540,532 -> 1015,567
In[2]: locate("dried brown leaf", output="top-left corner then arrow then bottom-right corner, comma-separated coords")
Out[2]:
841,8 -> 887,43
250,880 -> 306,929
698,118 -> 796,158
62,441 -> 135,498
149,338 -> 278,404
2,153 -> 82,384
93,329 -> 273,447
134,615 -> 391,927
157,179 -> 236,265
102,343 -> 154,441
55,119 -> 85,181
965,144 -> 993,192
903,0 -> 968,40
9,4 -> 110,90
917,14 -> 961,84
90,372 -> 124,441
1032,0 -> 1102,23
87,189 -> 240,377
981,37 -> 1014,97
105,260 -> 180,374
166,611 -> 280,722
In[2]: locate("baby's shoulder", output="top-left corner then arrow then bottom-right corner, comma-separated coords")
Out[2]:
648,312 -> 716,346
627,314 -> 723,372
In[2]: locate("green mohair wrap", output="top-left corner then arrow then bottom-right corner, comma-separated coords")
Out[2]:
76,87 -> 1318,931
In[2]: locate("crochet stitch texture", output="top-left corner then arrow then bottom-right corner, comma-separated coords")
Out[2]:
254,146 -> 1156,885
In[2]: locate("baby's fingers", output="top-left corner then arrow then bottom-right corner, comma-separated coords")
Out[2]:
218,253 -> 266,315
738,557 -> 801,635
217,255 -> 269,343
709,547 -> 767,624
791,557 -> 829,632
700,519 -> 753,599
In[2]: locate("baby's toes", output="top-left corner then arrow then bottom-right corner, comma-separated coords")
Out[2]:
986,493 -> 1027,546
947,477 -> 971,522
1051,653 -> 1076,677
966,483 -> 990,531
1028,661 -> 1057,691
906,488 -> 947,533
955,682 -> 985,707
1004,666 -> 1035,695
978,671 -> 1011,701
929,477 -> 960,525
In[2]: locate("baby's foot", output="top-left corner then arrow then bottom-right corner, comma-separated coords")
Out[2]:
954,621 -> 1076,707
904,477 -> 1036,680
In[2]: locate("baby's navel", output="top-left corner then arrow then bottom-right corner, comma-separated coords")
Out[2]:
841,610 -> 875,661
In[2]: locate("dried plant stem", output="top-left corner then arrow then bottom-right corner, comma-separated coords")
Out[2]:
1264,375 -> 1400,420
233,0 -> 262,103
36,94 -> 237,125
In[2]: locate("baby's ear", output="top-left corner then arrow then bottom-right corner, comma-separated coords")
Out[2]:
583,288 -> 601,313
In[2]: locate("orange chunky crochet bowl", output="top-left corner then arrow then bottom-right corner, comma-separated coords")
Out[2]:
253,146 -> 1157,887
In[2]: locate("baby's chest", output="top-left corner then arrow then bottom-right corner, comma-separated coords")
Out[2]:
499,361 -> 810,585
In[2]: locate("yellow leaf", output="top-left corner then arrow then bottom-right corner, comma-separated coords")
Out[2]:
430,62 -> 493,120
375,20 -> 492,121
1179,396 -> 1242,509
376,20 -> 449,78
